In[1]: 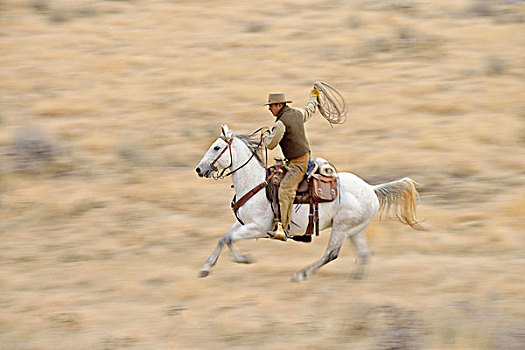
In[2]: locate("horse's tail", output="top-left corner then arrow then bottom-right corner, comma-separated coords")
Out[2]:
373,177 -> 424,230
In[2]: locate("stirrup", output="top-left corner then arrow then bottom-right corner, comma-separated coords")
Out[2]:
267,222 -> 288,241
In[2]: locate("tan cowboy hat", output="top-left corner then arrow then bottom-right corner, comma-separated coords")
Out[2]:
263,93 -> 293,105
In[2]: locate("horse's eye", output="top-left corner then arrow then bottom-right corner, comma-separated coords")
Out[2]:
214,146 -> 220,151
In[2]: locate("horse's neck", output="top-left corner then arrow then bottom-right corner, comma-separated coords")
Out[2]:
231,138 -> 266,198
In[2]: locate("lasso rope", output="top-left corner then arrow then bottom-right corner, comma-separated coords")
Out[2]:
313,81 -> 348,126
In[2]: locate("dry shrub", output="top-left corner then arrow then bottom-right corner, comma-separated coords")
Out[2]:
28,0 -> 99,23
485,55 -> 507,75
48,9 -> 69,23
346,15 -> 364,29
99,336 -> 138,350
359,36 -> 393,54
338,301 -> 524,349
386,0 -> 418,13
462,0 -> 524,23
464,0 -> 495,17
340,304 -> 426,349
6,128 -> 54,173
344,303 -> 374,335
29,0 -> 49,13
48,312 -> 81,330
355,26 -> 442,58
447,162 -> 479,178
429,301 -> 525,350
244,21 -> 268,33
493,9 -> 525,24
394,26 -> 443,53
364,0 -> 418,14
116,141 -> 152,167
372,305 -> 425,350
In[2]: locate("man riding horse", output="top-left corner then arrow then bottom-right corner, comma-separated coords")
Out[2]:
262,88 -> 320,240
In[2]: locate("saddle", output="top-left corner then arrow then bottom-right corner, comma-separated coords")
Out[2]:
266,158 -> 338,241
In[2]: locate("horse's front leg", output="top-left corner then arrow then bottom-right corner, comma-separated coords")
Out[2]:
198,236 -> 227,278
198,222 -> 240,277
198,222 -> 265,277
226,238 -> 254,264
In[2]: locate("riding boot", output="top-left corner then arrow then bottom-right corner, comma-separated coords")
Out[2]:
267,222 -> 288,241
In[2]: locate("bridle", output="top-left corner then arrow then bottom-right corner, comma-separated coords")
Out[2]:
208,129 -> 265,180
207,128 -> 271,225
208,136 -> 234,179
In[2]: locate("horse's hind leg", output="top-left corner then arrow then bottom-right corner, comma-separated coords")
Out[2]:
291,218 -> 373,282
291,230 -> 346,282
349,230 -> 372,280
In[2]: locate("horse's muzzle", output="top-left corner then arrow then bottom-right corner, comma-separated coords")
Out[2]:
196,166 -> 214,178
196,167 -> 204,177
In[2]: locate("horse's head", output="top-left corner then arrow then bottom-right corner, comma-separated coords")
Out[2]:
195,125 -> 234,178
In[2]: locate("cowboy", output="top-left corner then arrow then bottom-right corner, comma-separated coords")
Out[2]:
262,88 -> 320,240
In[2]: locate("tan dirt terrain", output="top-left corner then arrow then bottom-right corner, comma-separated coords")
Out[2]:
1,0 -> 524,349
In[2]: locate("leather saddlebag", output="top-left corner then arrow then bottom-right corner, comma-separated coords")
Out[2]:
312,174 -> 338,202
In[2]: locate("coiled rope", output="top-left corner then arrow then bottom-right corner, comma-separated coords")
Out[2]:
313,81 -> 348,126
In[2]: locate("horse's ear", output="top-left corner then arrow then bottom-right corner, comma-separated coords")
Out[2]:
221,125 -> 233,140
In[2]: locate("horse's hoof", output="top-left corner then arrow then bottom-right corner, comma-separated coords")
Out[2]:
198,269 -> 210,278
235,254 -> 255,264
351,271 -> 364,280
290,272 -> 305,283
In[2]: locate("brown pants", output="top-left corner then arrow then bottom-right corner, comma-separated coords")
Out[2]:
279,153 -> 309,231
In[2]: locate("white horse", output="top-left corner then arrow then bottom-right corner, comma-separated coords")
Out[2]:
195,125 -> 421,282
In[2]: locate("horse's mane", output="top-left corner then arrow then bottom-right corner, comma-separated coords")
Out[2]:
235,132 -> 265,166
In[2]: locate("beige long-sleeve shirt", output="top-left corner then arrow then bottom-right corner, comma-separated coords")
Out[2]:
263,96 -> 318,150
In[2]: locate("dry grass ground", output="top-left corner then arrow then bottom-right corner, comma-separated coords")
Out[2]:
1,0 -> 525,349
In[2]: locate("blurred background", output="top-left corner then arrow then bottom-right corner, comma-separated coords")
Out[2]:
1,0 -> 524,349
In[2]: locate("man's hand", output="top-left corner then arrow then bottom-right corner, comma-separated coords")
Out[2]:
261,127 -> 271,141
260,126 -> 270,137
310,87 -> 320,97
